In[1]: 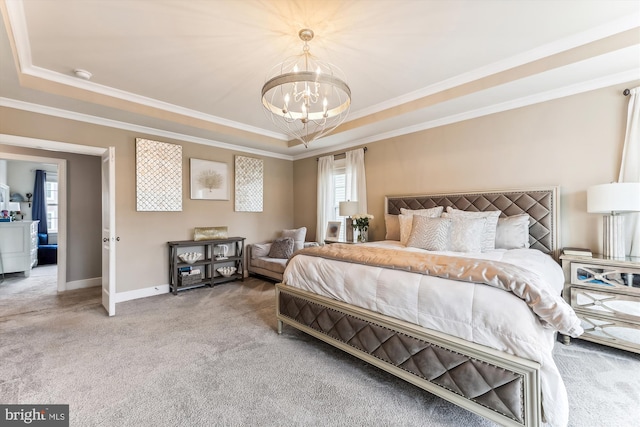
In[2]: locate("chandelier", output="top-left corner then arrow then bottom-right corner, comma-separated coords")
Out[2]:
261,29 -> 351,148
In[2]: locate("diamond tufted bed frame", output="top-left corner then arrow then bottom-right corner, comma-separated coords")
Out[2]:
276,187 -> 559,427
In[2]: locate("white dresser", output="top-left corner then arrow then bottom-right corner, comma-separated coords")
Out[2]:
0,220 -> 39,277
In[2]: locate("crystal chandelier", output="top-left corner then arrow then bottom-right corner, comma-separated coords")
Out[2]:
261,29 -> 351,148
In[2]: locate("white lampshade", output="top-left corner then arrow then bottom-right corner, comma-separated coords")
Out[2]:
339,200 -> 359,217
8,202 -> 21,211
587,182 -> 640,214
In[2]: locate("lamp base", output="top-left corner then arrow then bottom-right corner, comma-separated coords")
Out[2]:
603,214 -> 626,259
345,217 -> 354,242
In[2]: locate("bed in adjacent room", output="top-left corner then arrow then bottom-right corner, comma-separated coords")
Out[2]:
276,187 -> 583,427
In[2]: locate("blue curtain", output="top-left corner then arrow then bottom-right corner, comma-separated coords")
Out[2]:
33,169 -> 48,235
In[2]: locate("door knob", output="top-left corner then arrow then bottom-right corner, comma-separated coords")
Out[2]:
103,238 -> 108,242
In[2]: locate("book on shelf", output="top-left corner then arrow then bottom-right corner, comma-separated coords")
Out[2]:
562,247 -> 592,257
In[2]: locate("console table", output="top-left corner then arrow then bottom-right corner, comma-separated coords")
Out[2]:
168,237 -> 245,295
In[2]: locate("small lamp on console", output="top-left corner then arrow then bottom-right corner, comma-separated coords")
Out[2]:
587,182 -> 640,259
339,200 -> 359,242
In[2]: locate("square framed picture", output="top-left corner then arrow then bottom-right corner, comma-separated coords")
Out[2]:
190,158 -> 230,200
326,221 -> 342,241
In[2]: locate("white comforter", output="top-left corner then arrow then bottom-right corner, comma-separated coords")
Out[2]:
283,241 -> 569,426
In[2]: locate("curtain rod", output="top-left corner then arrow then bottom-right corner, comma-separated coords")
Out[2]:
316,147 -> 367,161
623,89 -> 630,96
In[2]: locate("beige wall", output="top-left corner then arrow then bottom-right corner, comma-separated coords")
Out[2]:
0,107 -> 294,293
294,83 -> 639,253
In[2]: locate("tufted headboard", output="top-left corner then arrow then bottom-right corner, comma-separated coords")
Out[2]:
385,187 -> 560,257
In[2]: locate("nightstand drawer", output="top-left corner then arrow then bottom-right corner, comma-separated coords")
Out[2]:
577,313 -> 640,352
570,262 -> 640,292
571,287 -> 640,324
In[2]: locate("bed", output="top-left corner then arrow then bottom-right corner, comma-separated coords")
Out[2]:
276,187 -> 582,427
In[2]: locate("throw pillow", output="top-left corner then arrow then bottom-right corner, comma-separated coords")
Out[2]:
384,214 -> 400,241
406,216 -> 451,251
400,206 -> 444,217
495,214 -> 531,249
251,243 -> 271,258
282,227 -> 307,252
444,207 -> 500,252
268,237 -> 294,259
398,207 -> 444,246
448,216 -> 486,253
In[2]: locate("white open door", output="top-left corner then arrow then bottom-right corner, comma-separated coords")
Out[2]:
101,147 -> 116,316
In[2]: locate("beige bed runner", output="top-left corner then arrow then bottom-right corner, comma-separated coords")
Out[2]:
291,244 -> 583,338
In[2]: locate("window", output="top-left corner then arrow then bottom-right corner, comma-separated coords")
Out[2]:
333,159 -> 347,241
45,174 -> 58,233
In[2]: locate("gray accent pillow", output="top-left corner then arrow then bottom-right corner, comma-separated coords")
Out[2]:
406,216 -> 451,251
268,237 -> 294,259
444,207 -> 500,252
251,243 -> 271,258
282,227 -> 307,252
448,216 -> 486,253
400,206 -> 444,217
496,214 -> 531,249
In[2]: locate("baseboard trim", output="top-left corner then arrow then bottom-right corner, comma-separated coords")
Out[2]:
115,284 -> 169,303
66,277 -> 101,290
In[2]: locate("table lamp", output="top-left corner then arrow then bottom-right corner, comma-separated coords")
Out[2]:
8,202 -> 21,221
587,182 -> 640,259
339,200 -> 359,242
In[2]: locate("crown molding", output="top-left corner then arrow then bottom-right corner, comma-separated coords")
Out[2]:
0,97 -> 294,161
347,15 -> 640,123
293,69 -> 640,161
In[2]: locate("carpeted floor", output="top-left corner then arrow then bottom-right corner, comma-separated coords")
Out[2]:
0,276 -> 638,426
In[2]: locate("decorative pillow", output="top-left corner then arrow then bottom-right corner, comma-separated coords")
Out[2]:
282,227 -> 307,252
400,206 -> 444,217
444,207 -> 500,252
406,216 -> 450,251
496,214 -> 531,249
268,237 -> 294,259
398,214 -> 413,246
251,243 -> 271,258
398,207 -> 444,245
448,216 -> 486,253
384,214 -> 400,241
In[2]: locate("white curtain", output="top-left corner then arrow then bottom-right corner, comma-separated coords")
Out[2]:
316,155 -> 335,243
619,86 -> 640,257
345,148 -> 368,214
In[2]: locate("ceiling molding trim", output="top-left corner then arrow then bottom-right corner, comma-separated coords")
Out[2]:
293,69 -> 639,161
4,0 -> 31,69
347,15 -> 640,123
4,1 -> 287,142
21,65 -> 289,141
0,98 -> 294,161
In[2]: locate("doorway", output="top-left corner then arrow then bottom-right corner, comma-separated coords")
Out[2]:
0,134 -> 113,313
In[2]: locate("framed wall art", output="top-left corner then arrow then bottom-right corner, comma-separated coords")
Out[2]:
135,138 -> 182,211
234,155 -> 263,212
190,158 -> 230,200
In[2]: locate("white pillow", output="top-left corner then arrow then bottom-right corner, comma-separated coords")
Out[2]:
448,216 -> 486,253
398,206 -> 444,246
444,207 -> 500,252
282,227 -> 307,252
496,214 -> 530,249
400,206 -> 444,217
406,216 -> 450,251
